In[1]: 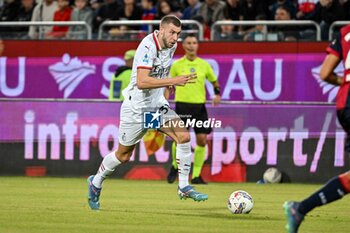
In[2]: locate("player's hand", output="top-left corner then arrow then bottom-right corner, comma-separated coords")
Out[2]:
173,73 -> 197,86
167,85 -> 175,94
212,95 -> 221,106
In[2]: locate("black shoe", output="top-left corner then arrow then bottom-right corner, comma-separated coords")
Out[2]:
167,166 -> 178,183
191,176 -> 208,185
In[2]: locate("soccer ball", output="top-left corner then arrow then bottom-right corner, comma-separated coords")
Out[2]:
263,167 -> 282,183
227,190 -> 254,214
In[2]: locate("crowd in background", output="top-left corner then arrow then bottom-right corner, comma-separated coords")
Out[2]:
0,0 -> 348,40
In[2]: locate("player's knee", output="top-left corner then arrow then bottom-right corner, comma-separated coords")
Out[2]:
338,171 -> 350,193
177,132 -> 190,144
196,136 -> 207,147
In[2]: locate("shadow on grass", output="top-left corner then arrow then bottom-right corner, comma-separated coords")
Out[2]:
98,207 -> 278,221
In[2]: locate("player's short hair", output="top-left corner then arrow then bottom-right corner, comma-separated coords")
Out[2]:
182,33 -> 198,42
160,15 -> 181,27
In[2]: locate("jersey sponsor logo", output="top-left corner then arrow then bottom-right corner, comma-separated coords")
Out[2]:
150,66 -> 170,78
142,54 -> 149,63
49,53 -> 96,98
312,63 -> 343,102
190,68 -> 195,73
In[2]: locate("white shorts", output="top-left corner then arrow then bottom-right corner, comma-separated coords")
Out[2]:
118,102 -> 179,146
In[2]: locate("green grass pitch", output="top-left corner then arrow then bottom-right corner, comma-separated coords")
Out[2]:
0,177 -> 349,233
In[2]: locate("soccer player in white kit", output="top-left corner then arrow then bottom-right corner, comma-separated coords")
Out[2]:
87,15 -> 208,210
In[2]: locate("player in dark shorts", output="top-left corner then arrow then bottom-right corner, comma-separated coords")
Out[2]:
166,34 -> 221,184
284,24 -> 350,233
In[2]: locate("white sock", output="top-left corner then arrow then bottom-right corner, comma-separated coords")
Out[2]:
92,151 -> 121,188
176,142 -> 191,189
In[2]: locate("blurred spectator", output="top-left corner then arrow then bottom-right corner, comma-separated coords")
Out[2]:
67,0 -> 93,39
313,0 -> 345,40
0,0 -> 20,37
241,0 -> 267,20
197,0 -> 225,27
156,0 -> 182,19
272,6 -> 299,41
109,0 -> 142,39
181,0 -> 201,38
240,0 -> 267,35
197,0 -> 225,40
182,0 -> 201,20
46,0 -> 72,39
214,18 -> 243,41
140,0 -> 157,32
269,0 -> 297,19
0,0 -> 21,22
275,6 -> 293,21
243,14 -> 267,41
295,0 -> 318,40
90,0 -> 103,11
90,0 -> 103,35
92,0 -> 122,34
13,0 -> 35,38
28,0 -> 58,39
171,0 -> 188,10
296,0 -> 317,19
114,0 -> 142,22
191,15 -> 210,40
223,0 -> 242,20
223,0 -> 243,36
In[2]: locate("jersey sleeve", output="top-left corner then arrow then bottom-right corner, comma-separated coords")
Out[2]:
135,41 -> 156,70
205,61 -> 217,82
326,34 -> 342,60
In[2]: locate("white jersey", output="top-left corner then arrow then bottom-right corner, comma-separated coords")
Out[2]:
122,30 -> 177,112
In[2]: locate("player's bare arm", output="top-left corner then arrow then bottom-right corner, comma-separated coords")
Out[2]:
136,69 -> 197,89
164,87 -> 170,100
320,53 -> 343,86
164,85 -> 176,100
